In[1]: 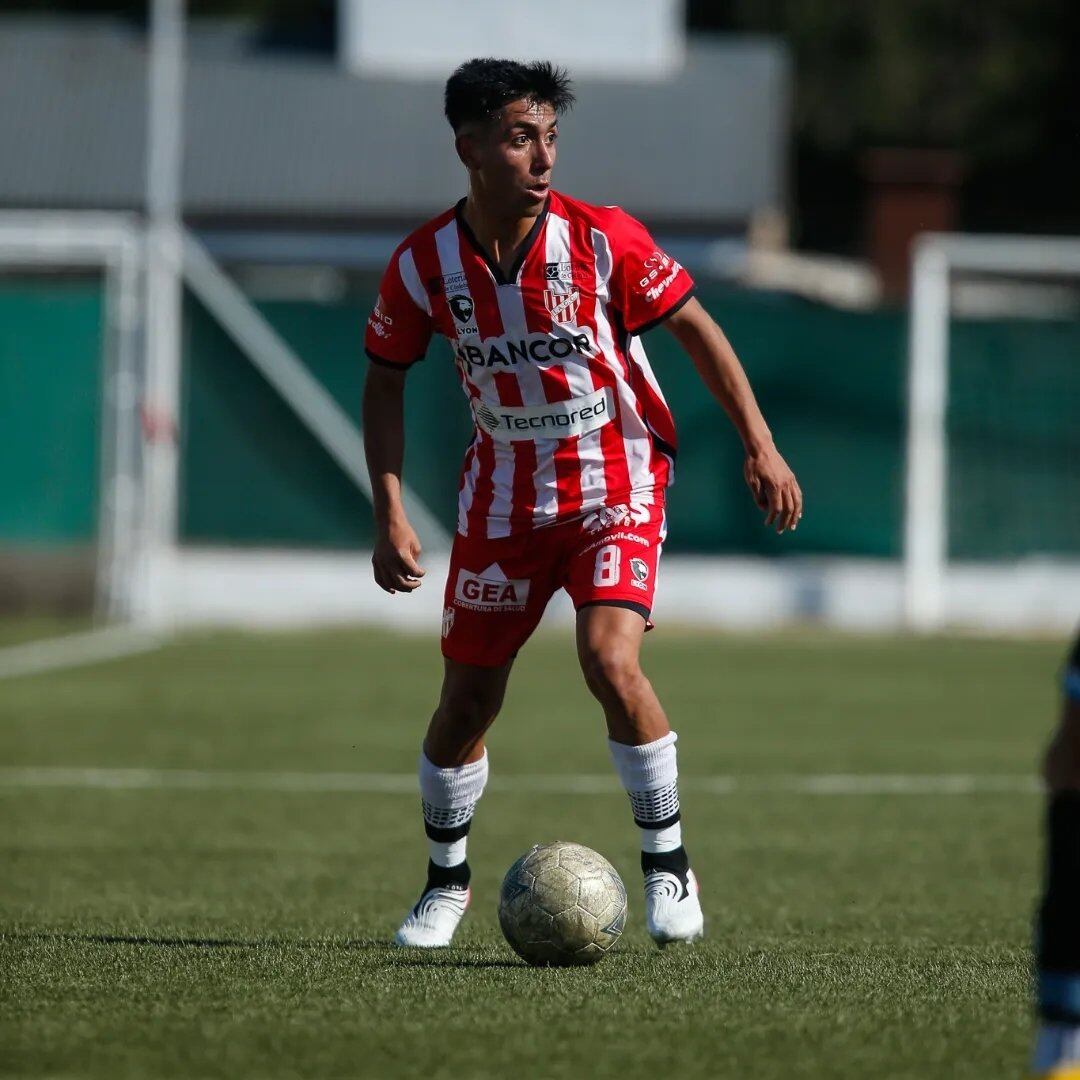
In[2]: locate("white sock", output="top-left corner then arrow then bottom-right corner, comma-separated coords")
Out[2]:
608,731 -> 684,855
418,749 -> 489,870
641,820 -> 683,854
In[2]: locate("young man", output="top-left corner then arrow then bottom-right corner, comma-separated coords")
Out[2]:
1033,631 -> 1080,1078
363,59 -> 802,949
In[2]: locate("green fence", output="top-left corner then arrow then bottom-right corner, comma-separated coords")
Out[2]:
3,277 -> 1077,559
0,279 -> 103,543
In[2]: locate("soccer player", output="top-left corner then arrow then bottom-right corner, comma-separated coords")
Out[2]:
363,59 -> 803,949
1033,631 -> 1080,1078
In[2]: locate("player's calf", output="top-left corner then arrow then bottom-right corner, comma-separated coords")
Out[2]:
609,731 -> 704,946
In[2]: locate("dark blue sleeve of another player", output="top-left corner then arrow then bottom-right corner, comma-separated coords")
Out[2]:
1066,629 -> 1080,702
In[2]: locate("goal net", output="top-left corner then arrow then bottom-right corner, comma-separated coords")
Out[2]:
904,234 -> 1080,630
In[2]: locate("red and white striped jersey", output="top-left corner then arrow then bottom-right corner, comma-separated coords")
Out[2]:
364,190 -> 694,538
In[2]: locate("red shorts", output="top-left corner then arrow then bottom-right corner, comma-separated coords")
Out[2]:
440,500 -> 667,667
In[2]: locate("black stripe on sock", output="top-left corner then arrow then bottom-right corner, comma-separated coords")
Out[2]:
641,845 -> 690,877
426,858 -> 471,890
423,819 -> 473,843
633,810 -> 681,831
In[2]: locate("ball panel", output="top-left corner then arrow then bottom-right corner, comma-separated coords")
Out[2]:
531,864 -> 580,915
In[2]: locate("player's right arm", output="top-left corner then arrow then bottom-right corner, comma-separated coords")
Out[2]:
363,365 -> 425,593
363,248 -> 435,594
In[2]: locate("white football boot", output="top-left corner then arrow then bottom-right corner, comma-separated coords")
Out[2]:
645,867 -> 704,946
1031,1022 -> 1080,1078
393,884 -> 470,948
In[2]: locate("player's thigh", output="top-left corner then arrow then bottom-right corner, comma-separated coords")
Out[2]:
439,530 -> 559,669
1044,699 -> 1080,791
1043,635 -> 1080,790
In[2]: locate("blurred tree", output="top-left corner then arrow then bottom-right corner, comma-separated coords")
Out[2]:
690,0 -> 1079,248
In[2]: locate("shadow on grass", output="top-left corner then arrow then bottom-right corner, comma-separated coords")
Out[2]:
3,930 -> 397,952
4,929 -> 523,966
386,952 -> 523,969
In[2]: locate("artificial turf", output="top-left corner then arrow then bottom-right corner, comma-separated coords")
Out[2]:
0,624 -> 1065,1077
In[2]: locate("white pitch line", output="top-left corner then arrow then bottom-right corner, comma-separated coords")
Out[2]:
0,627 -> 164,681
0,767 -> 1042,796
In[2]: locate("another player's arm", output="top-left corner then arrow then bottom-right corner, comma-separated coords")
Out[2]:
362,363 -> 425,593
664,297 -> 803,533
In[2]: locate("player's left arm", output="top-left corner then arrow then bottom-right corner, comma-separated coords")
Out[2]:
664,297 -> 803,533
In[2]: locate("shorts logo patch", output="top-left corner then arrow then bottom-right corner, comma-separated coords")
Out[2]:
630,557 -> 649,582
454,563 -> 530,612
441,606 -> 455,638
582,501 -> 651,535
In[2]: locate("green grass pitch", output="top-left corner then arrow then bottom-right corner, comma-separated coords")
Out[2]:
0,623 -> 1065,1078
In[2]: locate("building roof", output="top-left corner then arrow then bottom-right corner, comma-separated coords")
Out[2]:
0,17 -> 788,227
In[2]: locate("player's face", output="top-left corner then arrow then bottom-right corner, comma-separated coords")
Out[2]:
467,99 -> 558,218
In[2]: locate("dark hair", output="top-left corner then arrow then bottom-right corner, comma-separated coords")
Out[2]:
444,58 -> 575,132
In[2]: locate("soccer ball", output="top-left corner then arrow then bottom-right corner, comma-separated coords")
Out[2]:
498,841 -> 627,966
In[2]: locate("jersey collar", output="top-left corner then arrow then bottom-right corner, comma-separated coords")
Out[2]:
454,195 -> 551,287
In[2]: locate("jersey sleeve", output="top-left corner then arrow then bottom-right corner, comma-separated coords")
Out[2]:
608,210 -> 695,335
1066,630 -> 1080,702
364,247 -> 434,368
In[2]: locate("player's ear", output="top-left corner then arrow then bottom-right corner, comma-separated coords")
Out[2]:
455,131 -> 479,171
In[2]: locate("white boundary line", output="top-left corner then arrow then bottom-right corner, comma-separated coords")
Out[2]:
0,628 -> 165,681
0,767 -> 1041,796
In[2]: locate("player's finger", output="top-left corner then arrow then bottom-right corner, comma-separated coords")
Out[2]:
400,550 -> 426,578
391,571 -> 422,592
763,483 -> 781,526
792,481 -> 804,529
778,486 -> 796,533
371,557 -> 396,594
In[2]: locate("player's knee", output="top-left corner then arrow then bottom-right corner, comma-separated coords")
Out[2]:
581,643 -> 644,705
434,682 -> 503,734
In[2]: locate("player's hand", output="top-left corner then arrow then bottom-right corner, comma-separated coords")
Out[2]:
372,520 -> 426,594
743,444 -> 803,534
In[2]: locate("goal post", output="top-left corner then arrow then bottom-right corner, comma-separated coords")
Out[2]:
0,212 -> 453,629
904,233 -> 1080,630
0,212 -> 144,623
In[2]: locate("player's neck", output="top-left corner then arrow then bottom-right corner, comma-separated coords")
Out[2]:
461,192 -> 543,276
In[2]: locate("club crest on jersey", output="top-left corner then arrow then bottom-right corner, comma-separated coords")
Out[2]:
449,294 -> 474,324
441,606 -> 455,638
544,288 -> 580,325
630,557 -> 649,582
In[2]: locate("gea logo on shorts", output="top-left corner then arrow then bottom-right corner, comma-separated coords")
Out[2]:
454,563 -> 530,612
